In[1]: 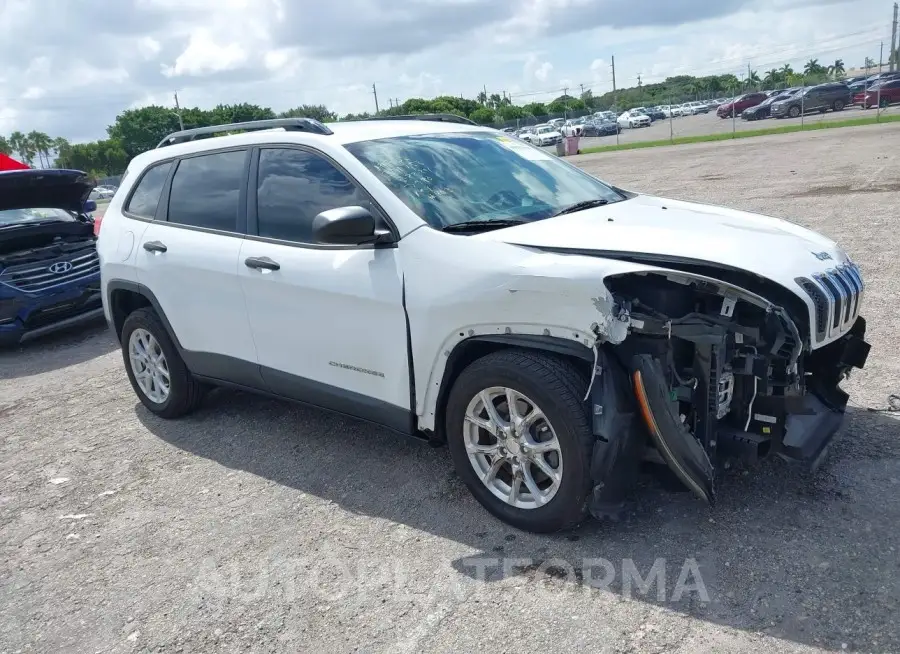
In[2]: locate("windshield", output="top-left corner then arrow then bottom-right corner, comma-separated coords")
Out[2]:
345,132 -> 625,230
0,207 -> 74,226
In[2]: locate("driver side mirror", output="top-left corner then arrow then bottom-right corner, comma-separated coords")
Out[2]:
311,206 -> 393,246
83,200 -> 97,213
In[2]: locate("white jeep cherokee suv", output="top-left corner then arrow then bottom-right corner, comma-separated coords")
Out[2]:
99,116 -> 870,533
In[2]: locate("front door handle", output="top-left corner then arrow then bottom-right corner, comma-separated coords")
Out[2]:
244,256 -> 280,272
143,241 -> 167,253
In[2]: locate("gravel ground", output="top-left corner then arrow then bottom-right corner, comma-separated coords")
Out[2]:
557,104 -> 899,150
2,124 -> 899,654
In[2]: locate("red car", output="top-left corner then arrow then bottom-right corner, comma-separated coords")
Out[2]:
855,80 -> 900,108
716,92 -> 768,118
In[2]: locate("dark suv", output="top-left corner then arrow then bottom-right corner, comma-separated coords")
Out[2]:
0,169 -> 102,346
770,83 -> 851,118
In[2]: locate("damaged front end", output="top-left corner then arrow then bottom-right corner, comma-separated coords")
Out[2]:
586,269 -> 870,517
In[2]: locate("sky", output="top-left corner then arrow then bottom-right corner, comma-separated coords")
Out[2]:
0,0 -> 891,142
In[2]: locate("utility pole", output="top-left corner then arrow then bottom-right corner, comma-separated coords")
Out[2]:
173,92 -> 185,131
880,41 -> 884,74
610,56 -> 617,110
891,2 -> 898,71
372,84 -> 379,114
579,83 -> 585,97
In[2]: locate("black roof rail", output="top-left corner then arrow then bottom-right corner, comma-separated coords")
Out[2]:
362,113 -> 478,126
156,117 -> 333,148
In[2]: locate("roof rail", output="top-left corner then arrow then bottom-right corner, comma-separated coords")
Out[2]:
363,113 -> 478,126
156,117 -> 333,148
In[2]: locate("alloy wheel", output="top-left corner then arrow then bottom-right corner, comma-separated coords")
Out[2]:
128,328 -> 171,404
463,386 -> 563,509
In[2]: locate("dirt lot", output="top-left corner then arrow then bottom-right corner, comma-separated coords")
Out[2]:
2,124 -> 899,653
564,104 -> 899,150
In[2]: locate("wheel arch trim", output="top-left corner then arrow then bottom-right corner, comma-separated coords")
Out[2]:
418,330 -> 596,434
106,280 -> 183,352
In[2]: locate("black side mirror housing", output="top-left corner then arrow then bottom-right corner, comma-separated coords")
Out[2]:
311,206 -> 392,245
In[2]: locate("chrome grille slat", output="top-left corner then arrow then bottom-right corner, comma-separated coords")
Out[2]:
0,248 -> 99,293
797,262 -> 864,346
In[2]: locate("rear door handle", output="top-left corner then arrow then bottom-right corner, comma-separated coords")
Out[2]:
244,256 -> 280,272
143,241 -> 167,253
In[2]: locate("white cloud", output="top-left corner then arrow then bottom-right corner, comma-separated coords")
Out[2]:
162,30 -> 248,77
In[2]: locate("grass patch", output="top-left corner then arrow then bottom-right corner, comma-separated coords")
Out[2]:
578,112 -> 900,155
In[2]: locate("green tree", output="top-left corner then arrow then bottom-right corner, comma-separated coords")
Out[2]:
864,57 -> 876,69
278,104 -> 336,122
780,64 -> 794,79
107,106 -> 184,158
522,102 -> 548,117
53,137 -> 72,168
747,70 -> 761,87
763,69 -> 780,86
27,131 -> 53,168
476,90 -> 487,105
804,58 -> 826,76
469,107 -> 495,124
211,103 -> 276,124
829,59 -> 846,79
8,131 -> 28,164
498,104 -> 525,121
0,135 -> 10,155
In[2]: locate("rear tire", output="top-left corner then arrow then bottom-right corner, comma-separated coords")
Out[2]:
788,105 -> 801,118
121,308 -> 204,419
445,350 -> 593,533
832,100 -> 845,112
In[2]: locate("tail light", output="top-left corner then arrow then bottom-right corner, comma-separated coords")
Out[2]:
93,215 -> 103,236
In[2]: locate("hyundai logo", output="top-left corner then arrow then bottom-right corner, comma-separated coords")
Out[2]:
48,261 -> 73,274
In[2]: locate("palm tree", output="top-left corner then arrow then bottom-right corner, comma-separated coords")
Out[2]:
52,137 -> 71,168
780,64 -> 794,79
830,59 -> 845,79
764,69 -> 779,86
8,131 -> 28,164
27,131 -> 52,168
747,70 -> 761,88
0,135 -> 10,156
803,58 -> 822,76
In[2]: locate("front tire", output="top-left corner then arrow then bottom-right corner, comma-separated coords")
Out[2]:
121,308 -> 204,419
788,105 -> 801,118
833,100 -> 845,111
445,350 -> 594,533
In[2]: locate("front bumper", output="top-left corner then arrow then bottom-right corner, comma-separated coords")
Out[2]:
0,282 -> 104,346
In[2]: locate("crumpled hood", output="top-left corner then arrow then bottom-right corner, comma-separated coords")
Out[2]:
475,194 -> 848,286
0,169 -> 92,212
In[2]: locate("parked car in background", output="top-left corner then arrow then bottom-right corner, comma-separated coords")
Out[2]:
581,120 -> 619,137
856,79 -> 900,108
617,109 -> 651,128
642,106 -> 667,121
717,92 -> 768,118
0,169 -> 102,347
687,101 -> 710,114
771,82 -> 851,118
740,91 -> 795,121
527,124 -> 563,146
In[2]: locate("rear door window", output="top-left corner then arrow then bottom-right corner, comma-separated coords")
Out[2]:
167,150 -> 246,232
125,161 -> 173,219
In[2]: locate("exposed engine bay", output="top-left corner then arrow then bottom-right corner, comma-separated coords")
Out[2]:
586,269 -> 870,515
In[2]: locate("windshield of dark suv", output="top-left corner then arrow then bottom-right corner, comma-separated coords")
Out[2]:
345,132 -> 624,230
0,207 -> 74,227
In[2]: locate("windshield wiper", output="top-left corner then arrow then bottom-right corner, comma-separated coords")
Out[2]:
441,219 -> 528,233
551,198 -> 610,217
